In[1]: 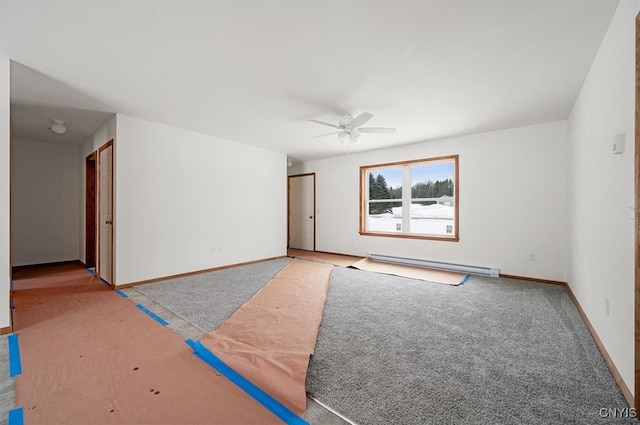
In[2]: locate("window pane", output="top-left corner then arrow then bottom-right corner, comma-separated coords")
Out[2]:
409,162 -> 455,236
367,200 -> 403,232
367,168 -> 402,231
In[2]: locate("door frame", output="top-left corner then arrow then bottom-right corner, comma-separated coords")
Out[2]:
97,139 -> 114,286
635,11 -> 639,412
287,173 -> 316,251
85,151 -> 97,268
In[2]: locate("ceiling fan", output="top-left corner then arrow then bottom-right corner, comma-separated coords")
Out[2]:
309,112 -> 396,144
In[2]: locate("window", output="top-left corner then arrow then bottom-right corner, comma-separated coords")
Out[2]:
360,155 -> 458,241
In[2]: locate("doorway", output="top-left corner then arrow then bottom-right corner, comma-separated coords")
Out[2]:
288,173 -> 315,251
635,11 -> 639,411
85,152 -> 97,269
97,140 -> 114,285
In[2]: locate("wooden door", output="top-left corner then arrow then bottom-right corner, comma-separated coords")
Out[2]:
98,141 -> 113,284
288,174 -> 315,251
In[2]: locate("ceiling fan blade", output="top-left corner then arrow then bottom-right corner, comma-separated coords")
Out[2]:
311,131 -> 342,139
358,127 -> 396,134
309,119 -> 341,129
350,112 -> 374,128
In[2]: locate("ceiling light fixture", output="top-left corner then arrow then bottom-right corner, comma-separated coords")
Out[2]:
337,131 -> 361,144
50,119 -> 67,135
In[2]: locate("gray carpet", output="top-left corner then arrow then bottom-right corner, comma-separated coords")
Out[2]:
134,257 -> 291,332
307,266 -> 637,425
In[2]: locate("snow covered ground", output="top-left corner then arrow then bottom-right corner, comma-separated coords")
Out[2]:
368,203 -> 455,235
391,203 -> 453,219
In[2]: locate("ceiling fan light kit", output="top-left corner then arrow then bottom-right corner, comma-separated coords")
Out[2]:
50,119 -> 67,134
338,131 -> 361,144
310,112 -> 395,145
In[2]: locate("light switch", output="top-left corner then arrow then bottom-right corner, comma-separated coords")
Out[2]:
613,133 -> 625,154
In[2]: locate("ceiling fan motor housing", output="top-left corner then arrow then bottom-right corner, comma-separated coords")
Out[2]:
339,114 -> 354,127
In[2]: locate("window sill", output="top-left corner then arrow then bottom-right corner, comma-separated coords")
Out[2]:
359,231 -> 459,242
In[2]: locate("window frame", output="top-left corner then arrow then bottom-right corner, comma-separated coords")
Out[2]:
359,154 -> 459,242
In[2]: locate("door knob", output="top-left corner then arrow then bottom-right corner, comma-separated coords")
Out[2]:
309,216 -> 313,219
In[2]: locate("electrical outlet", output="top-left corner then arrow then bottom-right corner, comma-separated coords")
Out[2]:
528,253 -> 536,261
605,299 -> 610,317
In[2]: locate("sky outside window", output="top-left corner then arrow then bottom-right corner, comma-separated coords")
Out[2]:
411,162 -> 454,186
371,168 -> 402,191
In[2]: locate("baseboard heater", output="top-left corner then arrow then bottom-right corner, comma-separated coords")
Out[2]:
368,253 -> 500,277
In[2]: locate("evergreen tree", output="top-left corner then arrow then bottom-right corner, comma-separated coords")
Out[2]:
369,173 -> 376,198
411,178 -> 453,205
375,174 -> 391,200
389,186 -> 402,199
369,173 -> 394,214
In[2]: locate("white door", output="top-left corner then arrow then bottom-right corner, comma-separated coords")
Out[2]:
98,142 -> 113,284
289,174 -> 315,251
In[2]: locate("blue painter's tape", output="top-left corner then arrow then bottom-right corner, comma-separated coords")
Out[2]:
115,290 -> 128,298
459,274 -> 471,286
8,407 -> 24,425
185,339 -> 308,425
8,334 -> 22,377
87,268 -> 96,276
136,304 -> 169,326
10,298 -> 14,309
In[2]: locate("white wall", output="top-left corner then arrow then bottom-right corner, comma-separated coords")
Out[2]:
567,0 -> 639,396
114,114 -> 287,286
79,115 -> 116,264
0,55 -> 10,331
292,120 -> 568,282
11,138 -> 80,266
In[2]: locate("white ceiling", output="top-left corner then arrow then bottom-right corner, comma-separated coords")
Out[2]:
0,0 -> 619,161
11,102 -> 115,147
